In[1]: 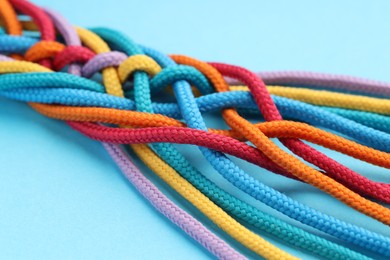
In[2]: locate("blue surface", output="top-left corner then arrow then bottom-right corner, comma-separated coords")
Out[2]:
0,0 -> 389,259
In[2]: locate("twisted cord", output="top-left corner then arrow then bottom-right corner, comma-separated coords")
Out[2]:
0,1 -> 388,258
0,51 -> 390,256
1,53 -> 372,258
32,8 -> 296,257
0,3 -> 245,259
0,19 -> 388,256
0,1 -> 378,258
73,28 -> 390,254
43,10 -> 246,259
24,30 -> 390,254
1,32 -> 390,144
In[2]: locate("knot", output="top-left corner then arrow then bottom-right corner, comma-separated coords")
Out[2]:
25,40 -> 64,63
149,65 -> 214,94
53,45 -> 95,71
25,41 -> 95,71
118,54 -> 161,82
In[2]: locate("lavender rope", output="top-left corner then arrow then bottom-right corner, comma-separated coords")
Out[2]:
230,71 -> 390,97
104,143 -> 245,260
82,51 -> 127,78
0,55 -> 13,61
44,10 -> 244,259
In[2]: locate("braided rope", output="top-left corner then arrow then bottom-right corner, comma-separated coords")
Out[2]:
0,33 -> 386,258
77,26 -> 295,259
0,0 -> 389,259
0,2 -> 245,259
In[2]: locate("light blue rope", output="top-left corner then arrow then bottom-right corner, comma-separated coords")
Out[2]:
0,35 -> 38,53
2,85 -> 390,152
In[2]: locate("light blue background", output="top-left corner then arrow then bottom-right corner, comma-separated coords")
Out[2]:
0,0 -> 389,259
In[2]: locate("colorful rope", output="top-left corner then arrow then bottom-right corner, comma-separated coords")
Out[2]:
0,1 -> 244,259
3,42 -> 389,257
0,0 -> 389,259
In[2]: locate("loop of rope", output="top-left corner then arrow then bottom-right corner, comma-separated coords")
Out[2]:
118,54 -> 162,82
0,0 -> 389,259
82,51 -> 127,78
25,42 -> 96,71
25,40 -> 65,63
52,45 -> 95,70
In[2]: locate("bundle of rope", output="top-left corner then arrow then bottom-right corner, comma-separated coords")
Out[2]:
0,0 -> 389,259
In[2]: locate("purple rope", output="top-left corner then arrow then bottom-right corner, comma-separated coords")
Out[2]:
82,51 -> 127,78
44,8 -> 80,45
229,71 -> 390,97
104,143 -> 245,260
0,55 -> 13,61
43,10 -> 244,259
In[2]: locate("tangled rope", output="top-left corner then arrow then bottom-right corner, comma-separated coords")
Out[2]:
0,0 -> 389,259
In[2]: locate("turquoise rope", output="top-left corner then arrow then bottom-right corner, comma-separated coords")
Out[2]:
0,73 -> 104,92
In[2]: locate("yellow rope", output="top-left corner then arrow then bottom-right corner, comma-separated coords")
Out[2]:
76,27 -> 124,97
231,85 -> 390,115
0,61 -> 51,72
